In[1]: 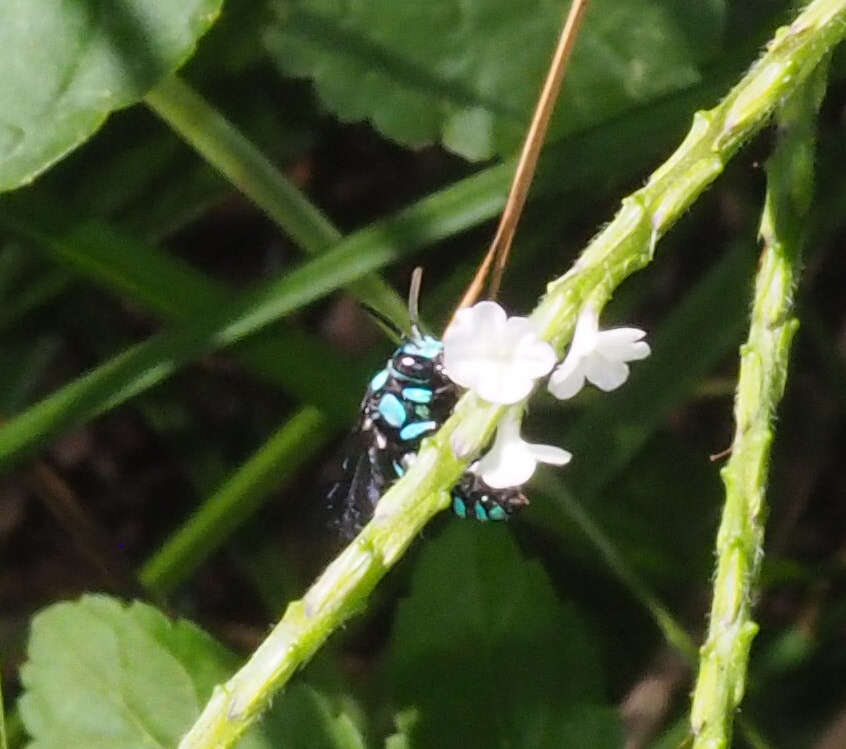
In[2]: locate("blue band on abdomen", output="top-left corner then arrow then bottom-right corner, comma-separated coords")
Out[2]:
399,420 -> 436,441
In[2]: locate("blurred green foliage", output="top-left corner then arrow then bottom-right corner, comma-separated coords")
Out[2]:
0,1 -> 844,748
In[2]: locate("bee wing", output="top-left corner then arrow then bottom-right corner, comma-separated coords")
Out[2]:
328,433 -> 395,540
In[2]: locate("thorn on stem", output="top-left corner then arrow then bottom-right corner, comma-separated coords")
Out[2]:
710,446 -> 733,462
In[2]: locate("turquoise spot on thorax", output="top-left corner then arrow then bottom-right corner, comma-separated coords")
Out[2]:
402,387 -> 433,404
402,336 -> 442,359
488,505 -> 507,521
452,495 -> 467,518
369,368 -> 389,392
414,404 -> 431,419
378,393 -> 407,427
474,502 -> 489,521
399,420 -> 436,441
392,460 -> 404,477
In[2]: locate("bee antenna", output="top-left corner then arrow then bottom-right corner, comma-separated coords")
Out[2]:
408,267 -> 424,338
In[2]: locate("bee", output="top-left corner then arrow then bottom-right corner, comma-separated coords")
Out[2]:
328,270 -> 527,540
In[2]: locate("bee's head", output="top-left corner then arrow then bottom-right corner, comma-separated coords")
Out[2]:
393,335 -> 443,381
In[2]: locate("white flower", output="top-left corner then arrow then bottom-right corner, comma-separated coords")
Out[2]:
548,305 -> 650,400
443,301 -> 556,404
474,408 -> 571,489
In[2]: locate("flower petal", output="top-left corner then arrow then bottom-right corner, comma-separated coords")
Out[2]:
627,340 -> 651,361
528,443 -> 572,465
584,354 -> 630,391
513,333 -> 557,377
474,408 -> 571,488
567,305 -> 600,356
596,328 -> 650,361
477,440 -> 537,488
443,301 -> 555,404
548,306 -> 650,400
448,300 -> 505,339
547,358 -> 586,400
443,356 -> 491,391
475,366 -> 533,404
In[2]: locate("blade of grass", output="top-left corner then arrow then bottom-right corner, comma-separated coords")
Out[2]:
145,75 -> 410,326
0,212 -> 364,422
0,218 -> 419,469
139,406 -> 333,597
536,469 -> 698,662
143,50 -> 754,317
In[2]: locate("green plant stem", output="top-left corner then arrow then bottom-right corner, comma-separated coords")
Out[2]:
139,407 -> 333,597
178,4 -> 846,746
689,60 -> 827,749
144,75 -> 408,326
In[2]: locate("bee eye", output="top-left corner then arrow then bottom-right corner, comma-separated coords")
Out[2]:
396,354 -> 433,380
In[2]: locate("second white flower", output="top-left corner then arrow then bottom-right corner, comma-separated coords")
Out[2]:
548,305 -> 650,400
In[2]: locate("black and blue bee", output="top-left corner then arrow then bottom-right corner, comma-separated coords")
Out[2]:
329,272 -> 527,539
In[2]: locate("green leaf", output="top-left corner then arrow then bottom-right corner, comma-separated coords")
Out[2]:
18,595 -> 364,749
265,0 -> 725,159
390,524 -> 620,747
0,0 -> 223,192
20,595 -> 226,748
260,687 -> 367,749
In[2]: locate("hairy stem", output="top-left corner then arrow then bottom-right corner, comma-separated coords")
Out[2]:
179,3 -> 846,746
689,60 -> 828,749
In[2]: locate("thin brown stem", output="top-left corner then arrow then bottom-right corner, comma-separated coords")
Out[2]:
452,0 -> 590,317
